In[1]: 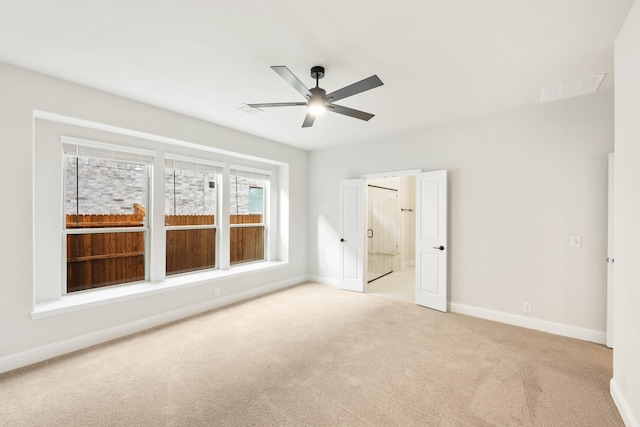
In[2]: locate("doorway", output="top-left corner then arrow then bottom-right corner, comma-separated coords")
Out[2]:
365,175 -> 416,302
339,169 -> 448,312
366,182 -> 399,283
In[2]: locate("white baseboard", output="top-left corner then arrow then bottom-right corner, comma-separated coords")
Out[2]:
307,275 -> 339,287
401,260 -> 415,270
0,275 -> 306,375
611,378 -> 640,427
302,281 -> 606,344
449,302 -> 607,345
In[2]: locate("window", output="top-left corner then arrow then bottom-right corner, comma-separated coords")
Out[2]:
34,121 -> 288,312
165,157 -> 222,275
230,167 -> 270,265
62,145 -> 273,291
63,142 -> 152,293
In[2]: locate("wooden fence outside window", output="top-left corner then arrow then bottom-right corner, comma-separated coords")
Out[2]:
66,212 -> 264,293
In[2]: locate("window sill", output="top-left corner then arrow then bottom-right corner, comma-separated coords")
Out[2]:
31,261 -> 288,319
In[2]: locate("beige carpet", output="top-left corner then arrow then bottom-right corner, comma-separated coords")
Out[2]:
0,283 -> 621,426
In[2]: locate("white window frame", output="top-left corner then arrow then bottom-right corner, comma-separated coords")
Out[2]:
229,165 -> 271,266
33,116 -> 288,317
61,137 -> 154,295
164,154 -> 223,276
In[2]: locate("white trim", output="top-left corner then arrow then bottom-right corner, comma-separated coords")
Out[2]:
229,223 -> 264,228
361,169 -> 423,179
165,224 -> 217,231
165,153 -> 225,169
61,135 -> 156,158
611,378 -> 640,427
3,274 -> 306,375
449,302 -> 606,344
307,275 -> 340,287
34,110 -> 286,166
33,261 -> 289,319
401,260 -> 416,270
230,164 -> 272,176
66,226 -> 147,235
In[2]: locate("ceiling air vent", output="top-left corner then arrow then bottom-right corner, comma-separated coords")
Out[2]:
540,74 -> 605,103
235,104 -> 263,115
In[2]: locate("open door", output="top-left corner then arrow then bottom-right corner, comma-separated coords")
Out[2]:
607,153 -> 614,348
415,170 -> 448,311
339,179 -> 365,292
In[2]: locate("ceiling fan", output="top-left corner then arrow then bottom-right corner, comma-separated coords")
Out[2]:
247,65 -> 383,128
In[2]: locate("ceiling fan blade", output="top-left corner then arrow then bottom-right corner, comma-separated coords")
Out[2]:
247,102 -> 307,108
302,112 -> 316,128
271,66 -> 312,99
326,75 -> 383,102
327,104 -> 375,121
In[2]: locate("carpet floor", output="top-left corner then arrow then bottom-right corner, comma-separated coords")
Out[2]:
0,282 -> 621,426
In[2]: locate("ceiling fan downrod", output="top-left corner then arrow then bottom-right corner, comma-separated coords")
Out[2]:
310,65 -> 325,88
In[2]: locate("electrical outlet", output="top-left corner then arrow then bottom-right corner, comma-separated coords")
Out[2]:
523,302 -> 532,314
570,236 -> 582,248
215,288 -> 221,297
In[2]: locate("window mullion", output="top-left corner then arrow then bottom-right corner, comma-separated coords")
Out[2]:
219,166 -> 231,270
149,155 -> 165,282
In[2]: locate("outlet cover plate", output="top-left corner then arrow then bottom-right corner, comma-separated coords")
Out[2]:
570,236 -> 582,248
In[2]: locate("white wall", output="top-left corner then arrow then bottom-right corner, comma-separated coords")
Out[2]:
612,1 -> 640,424
309,92 -> 613,334
0,61 -> 308,369
399,175 -> 416,268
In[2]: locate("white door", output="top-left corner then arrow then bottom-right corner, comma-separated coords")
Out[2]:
339,179 -> 365,292
415,170 -> 448,311
607,153 -> 614,348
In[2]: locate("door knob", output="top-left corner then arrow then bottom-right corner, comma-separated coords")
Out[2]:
340,238 -> 345,242
433,245 -> 445,251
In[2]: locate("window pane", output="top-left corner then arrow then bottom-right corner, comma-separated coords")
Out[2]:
230,173 -> 265,223
66,156 -> 147,225
66,232 -> 145,292
165,164 -> 217,224
230,226 -> 264,265
248,186 -> 264,214
65,157 -> 78,216
166,229 -> 216,275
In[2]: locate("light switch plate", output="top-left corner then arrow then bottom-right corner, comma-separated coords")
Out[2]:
570,236 -> 582,248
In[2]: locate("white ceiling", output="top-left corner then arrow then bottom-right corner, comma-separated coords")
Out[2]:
0,1 -> 634,151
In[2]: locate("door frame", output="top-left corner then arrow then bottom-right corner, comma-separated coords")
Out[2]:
361,169 -> 424,180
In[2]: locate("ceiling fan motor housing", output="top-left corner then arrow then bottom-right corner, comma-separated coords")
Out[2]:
310,87 -> 326,98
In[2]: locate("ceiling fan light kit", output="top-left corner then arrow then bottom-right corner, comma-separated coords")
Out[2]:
247,65 -> 383,128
